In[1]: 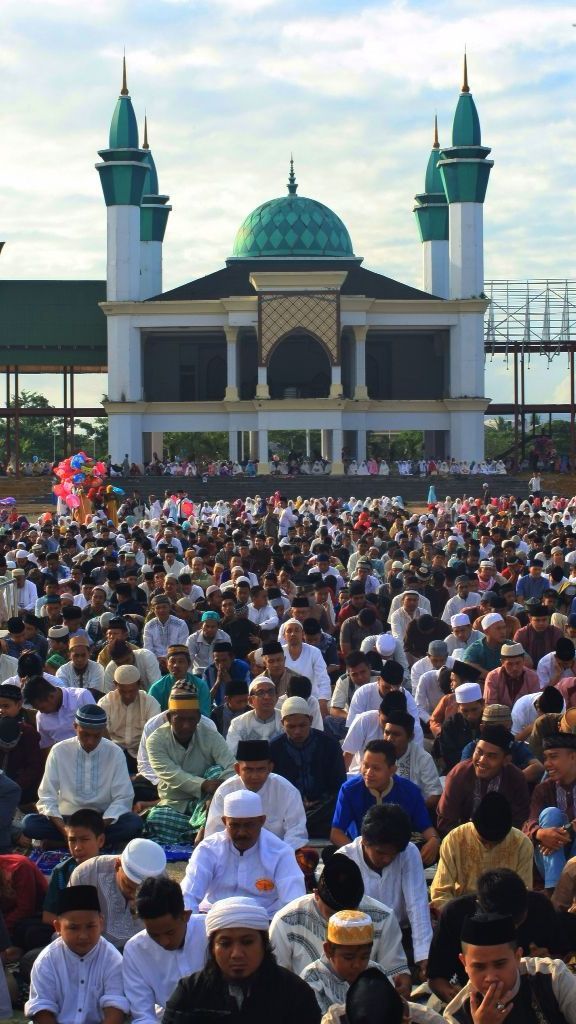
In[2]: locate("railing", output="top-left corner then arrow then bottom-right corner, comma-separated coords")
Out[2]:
0,576 -> 18,622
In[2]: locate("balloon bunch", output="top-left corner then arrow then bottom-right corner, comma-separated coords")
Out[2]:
53,452 -> 123,511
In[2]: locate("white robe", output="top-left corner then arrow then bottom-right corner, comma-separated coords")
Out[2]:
122,915 -> 207,1024
25,936 -> 128,1024
204,772 -> 308,850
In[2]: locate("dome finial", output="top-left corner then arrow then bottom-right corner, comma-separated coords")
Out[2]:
462,50 -> 470,93
143,112 -> 149,149
433,113 -> 439,149
121,51 -> 129,95
287,154 -> 298,195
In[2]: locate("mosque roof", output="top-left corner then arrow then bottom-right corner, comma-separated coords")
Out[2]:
149,261 -> 438,301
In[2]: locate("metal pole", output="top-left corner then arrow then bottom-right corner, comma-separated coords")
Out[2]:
565,346 -> 569,468
70,369 -> 75,452
520,348 -> 526,463
5,369 -> 11,466
13,368 -> 20,478
513,349 -> 519,470
63,369 -> 68,457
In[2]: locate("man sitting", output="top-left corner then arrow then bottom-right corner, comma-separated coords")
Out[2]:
346,660 -> 423,744
70,837 -> 166,949
55,635 -> 105,693
226,676 -> 283,756
22,704 -> 142,847
483,642 -> 540,708
204,739 -> 308,850
210,679 -> 250,737
148,644 -> 211,716
181,790 -> 305,916
269,696 -> 346,838
524,733 -> 576,893
98,664 -> 161,773
22,675 -> 95,751
338,804 -> 433,983
122,877 -> 207,1024
430,792 -> 533,909
444,912 -> 576,1024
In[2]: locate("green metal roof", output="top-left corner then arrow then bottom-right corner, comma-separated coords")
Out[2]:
0,281 -> 107,369
109,95 -> 139,150
452,92 -> 482,147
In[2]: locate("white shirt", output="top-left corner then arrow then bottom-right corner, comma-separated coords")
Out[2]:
390,606 -> 423,641
186,628 -> 231,675
537,651 -> 576,687
394,742 -> 443,801
360,635 -> 410,678
25,935 -> 128,1024
346,682 -> 424,744
445,629 -> 483,654
102,647 -> 161,693
270,891 -> 408,979
0,652 -> 18,683
226,709 -> 284,757
339,837 -> 432,963
142,615 -> 189,658
35,687 -> 96,749
56,660 -> 106,691
205,772 -> 308,850
247,603 -> 279,632
389,593 -> 431,616
181,828 -> 305,916
342,711 -> 386,772
122,916 -> 207,1024
414,669 -> 447,723
282,642 -> 331,700
15,578 -> 38,612
441,593 -> 482,624
37,736 -> 134,820
511,692 -> 550,736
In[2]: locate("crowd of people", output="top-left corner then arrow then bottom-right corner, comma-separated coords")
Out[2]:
4,487 -> 576,1021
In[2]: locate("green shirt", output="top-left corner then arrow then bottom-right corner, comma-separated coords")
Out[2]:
147,720 -> 235,810
462,638 -> 502,673
149,671 -> 211,716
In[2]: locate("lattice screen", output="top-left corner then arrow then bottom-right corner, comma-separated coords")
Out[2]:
258,291 -> 340,366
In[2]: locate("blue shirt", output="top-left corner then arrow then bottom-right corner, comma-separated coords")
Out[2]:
516,575 -> 549,602
331,774 -> 432,841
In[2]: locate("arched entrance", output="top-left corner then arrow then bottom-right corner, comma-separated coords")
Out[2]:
267,332 -> 331,399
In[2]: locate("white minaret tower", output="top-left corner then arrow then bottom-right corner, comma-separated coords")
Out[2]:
413,116 -> 449,298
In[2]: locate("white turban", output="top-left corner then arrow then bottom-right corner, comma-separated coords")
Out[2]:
205,897 -> 270,935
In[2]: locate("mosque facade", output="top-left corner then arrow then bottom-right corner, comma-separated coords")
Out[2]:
99,59 -> 492,474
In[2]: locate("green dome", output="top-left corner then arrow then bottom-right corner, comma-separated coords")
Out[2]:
231,164 -> 355,260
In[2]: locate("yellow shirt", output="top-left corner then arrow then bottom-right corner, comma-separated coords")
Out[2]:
430,822 -> 533,907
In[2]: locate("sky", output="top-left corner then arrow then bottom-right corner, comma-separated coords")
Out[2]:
1,0 -> 576,410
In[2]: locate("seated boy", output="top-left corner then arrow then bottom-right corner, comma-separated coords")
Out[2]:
43,810 -> 106,926
122,877 -> 207,1024
301,910 -> 378,1015
25,884 -> 129,1024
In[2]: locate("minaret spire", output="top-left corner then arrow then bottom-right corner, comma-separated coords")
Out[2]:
143,113 -> 149,149
121,52 -> 129,95
433,113 -> 439,149
462,51 -> 469,93
287,155 -> 298,195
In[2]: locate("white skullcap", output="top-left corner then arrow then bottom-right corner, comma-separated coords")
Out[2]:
283,617 -> 303,630
120,838 -> 166,883
249,675 -> 275,693
481,612 -> 504,630
375,634 -> 396,657
205,896 -> 269,936
114,664 -> 140,685
281,696 -> 311,718
451,613 -> 470,628
455,682 -> 483,704
223,790 -> 264,818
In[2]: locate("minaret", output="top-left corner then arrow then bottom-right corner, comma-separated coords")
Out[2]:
140,115 -> 171,299
413,116 -> 449,298
95,58 -> 148,300
437,54 -> 493,300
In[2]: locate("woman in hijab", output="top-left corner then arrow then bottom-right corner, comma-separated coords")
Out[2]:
163,896 -> 321,1024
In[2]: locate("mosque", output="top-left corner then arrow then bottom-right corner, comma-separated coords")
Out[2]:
3,57 -> 494,475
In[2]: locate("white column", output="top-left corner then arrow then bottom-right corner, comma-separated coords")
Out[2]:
449,411 -> 485,462
108,413 -> 143,465
255,365 -> 269,400
305,430 -> 311,457
449,203 -> 484,300
249,431 -> 258,460
450,314 -> 485,399
329,364 -> 343,399
150,432 -> 164,459
107,206 -> 141,301
331,428 -> 344,474
228,430 -> 238,462
224,327 -> 239,401
352,326 -> 368,399
256,429 -> 269,474
423,239 -> 449,299
107,319 -> 142,401
356,430 -> 367,462
140,240 -> 162,300
320,429 -> 331,461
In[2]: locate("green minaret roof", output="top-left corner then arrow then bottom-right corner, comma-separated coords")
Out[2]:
413,117 -> 449,243
141,116 -> 159,195
109,56 -> 140,149
452,53 -> 482,146
140,115 -> 171,243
